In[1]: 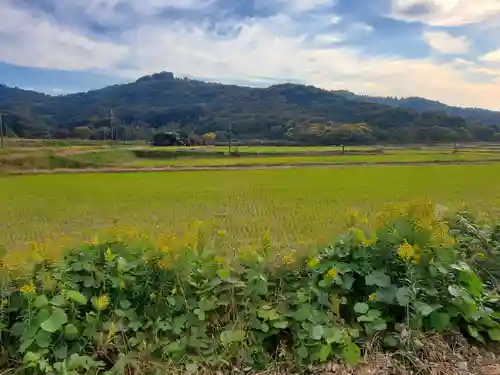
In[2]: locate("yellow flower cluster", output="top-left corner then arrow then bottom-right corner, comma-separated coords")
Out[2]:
397,241 -> 420,264
92,295 -> 110,311
307,257 -> 319,269
326,269 -> 337,278
19,282 -> 36,295
283,250 -> 296,265
368,293 -> 376,301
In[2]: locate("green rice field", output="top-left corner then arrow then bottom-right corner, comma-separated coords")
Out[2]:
2,163 -> 500,252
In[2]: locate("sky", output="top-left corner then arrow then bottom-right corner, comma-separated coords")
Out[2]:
1,0 -> 500,110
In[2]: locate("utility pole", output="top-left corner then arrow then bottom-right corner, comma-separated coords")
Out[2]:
228,118 -> 232,154
109,110 -> 115,145
0,113 -> 4,149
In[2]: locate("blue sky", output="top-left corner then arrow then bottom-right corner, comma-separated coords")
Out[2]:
1,0 -> 500,109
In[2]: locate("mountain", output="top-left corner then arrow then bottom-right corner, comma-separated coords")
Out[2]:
340,94 -> 500,127
0,72 -> 499,144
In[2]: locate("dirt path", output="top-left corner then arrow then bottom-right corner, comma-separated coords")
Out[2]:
5,158 -> 500,175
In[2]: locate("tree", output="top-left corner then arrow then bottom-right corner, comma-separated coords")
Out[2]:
73,126 -> 92,139
153,131 -> 185,146
202,132 -> 217,144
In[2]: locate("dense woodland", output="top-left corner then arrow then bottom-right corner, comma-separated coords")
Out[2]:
1,71 -> 500,144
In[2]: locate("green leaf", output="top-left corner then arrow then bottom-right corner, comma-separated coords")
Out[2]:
33,295 -> 49,308
375,285 -> 397,304
367,309 -> 381,318
66,290 -> 87,305
323,327 -> 344,344
173,315 -> 187,334
488,329 -> 500,341
297,345 -> 308,359
272,320 -> 289,329
119,300 -> 132,309
258,307 -> 280,321
396,287 -> 411,306
35,330 -> 52,348
310,325 -> 324,340
54,345 -> 68,360
467,326 -> 485,344
10,322 -> 24,337
430,312 -> 450,333
370,321 -> 387,331
194,308 -> 206,321
41,308 -> 68,333
51,295 -> 67,307
365,271 -> 391,288
383,335 -> 399,348
354,303 -> 369,314
413,302 -> 435,317
459,271 -> 484,298
217,269 -> 231,281
293,305 -> 312,322
64,324 -> 79,338
19,337 -> 35,353
165,341 -> 184,353
221,329 -> 246,346
448,286 -> 462,297
342,343 -> 361,365
317,344 -> 332,362
342,274 -> 355,289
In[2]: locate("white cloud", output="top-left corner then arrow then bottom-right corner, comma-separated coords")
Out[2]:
423,30 -> 469,54
481,49 -> 500,63
1,0 -> 500,110
391,0 -> 500,26
0,4 -> 129,70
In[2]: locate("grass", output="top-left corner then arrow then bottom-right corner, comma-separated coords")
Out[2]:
2,164 -> 500,253
127,151 -> 500,167
1,144 -> 499,171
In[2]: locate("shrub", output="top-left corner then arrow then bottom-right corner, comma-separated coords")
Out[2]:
1,205 -> 500,374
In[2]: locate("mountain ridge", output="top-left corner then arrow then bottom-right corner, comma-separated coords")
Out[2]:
0,72 -> 499,143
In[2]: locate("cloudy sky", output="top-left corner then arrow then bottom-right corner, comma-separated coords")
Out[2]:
1,0 -> 500,109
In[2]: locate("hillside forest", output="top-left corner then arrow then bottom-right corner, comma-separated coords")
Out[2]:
1,71 -> 500,145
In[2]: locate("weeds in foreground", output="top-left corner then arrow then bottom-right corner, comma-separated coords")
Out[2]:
1,204 -> 500,374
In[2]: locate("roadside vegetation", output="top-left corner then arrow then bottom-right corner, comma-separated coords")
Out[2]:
1,203 -> 500,374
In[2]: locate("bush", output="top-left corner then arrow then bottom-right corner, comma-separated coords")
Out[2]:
1,205 -> 500,374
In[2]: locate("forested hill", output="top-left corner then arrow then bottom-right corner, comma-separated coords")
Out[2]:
338,92 -> 500,127
1,72 -> 499,143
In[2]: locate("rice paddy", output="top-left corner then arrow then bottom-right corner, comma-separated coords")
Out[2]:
2,163 -> 500,253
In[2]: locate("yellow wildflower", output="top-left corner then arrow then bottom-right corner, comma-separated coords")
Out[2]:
158,259 -> 169,270
217,229 -> 227,237
214,256 -> 225,264
307,257 -> 319,269
19,282 -> 36,295
92,295 -> 110,311
283,251 -> 296,265
477,252 -> 486,259
1,298 -> 8,306
368,293 -> 377,301
326,269 -> 337,278
397,241 -> 416,262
